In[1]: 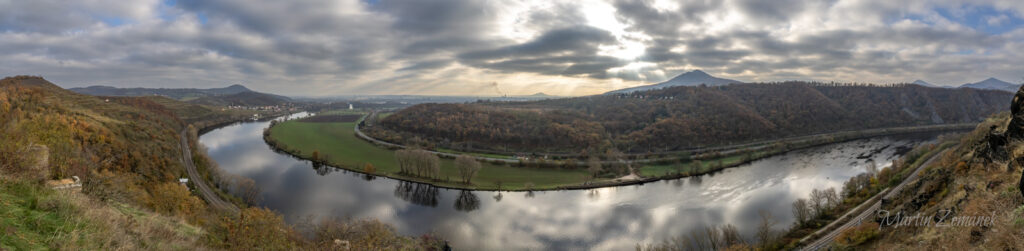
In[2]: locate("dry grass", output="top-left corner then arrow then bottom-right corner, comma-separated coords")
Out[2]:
865,114 -> 1024,250
57,190 -> 207,250
0,176 -> 206,250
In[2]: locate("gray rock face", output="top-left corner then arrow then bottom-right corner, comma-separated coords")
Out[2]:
1008,85 -> 1024,139
1010,85 -> 1024,198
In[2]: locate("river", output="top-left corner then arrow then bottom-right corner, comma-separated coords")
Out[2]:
199,113 -> 942,250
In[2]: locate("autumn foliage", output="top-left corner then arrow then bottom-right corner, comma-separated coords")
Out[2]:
371,82 -> 1010,154
0,76 -> 444,250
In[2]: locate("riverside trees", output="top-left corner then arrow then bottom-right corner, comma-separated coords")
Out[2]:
395,149 -> 440,179
454,154 -> 481,184
374,82 -> 1011,154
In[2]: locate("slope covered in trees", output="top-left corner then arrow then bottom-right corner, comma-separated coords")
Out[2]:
834,87 -> 1024,249
371,82 -> 1012,154
187,91 -> 292,107
0,76 -> 437,249
69,84 -> 293,106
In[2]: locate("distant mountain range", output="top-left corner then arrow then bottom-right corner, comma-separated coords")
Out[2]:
911,80 -> 938,87
69,84 -> 292,106
606,70 -> 742,94
959,77 -> 1020,93
188,91 -> 292,107
608,70 -> 1021,95
910,78 -> 1020,92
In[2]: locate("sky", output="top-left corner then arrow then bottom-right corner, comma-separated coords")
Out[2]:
0,0 -> 1022,96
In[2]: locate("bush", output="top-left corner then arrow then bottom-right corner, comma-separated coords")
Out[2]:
212,207 -> 304,250
313,218 -> 436,250
833,222 -> 880,248
363,163 -> 376,174
143,182 -> 206,220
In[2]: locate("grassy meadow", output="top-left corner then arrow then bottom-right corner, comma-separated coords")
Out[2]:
267,119 -> 596,190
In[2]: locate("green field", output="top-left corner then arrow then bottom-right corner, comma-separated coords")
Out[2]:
638,152 -> 758,177
317,109 -> 366,116
435,148 -> 514,159
267,119 -> 596,190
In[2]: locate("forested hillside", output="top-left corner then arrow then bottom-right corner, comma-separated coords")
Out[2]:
0,76 -> 435,249
71,84 -> 250,99
188,91 -> 292,107
70,84 -> 293,106
845,87 -> 1024,250
371,82 -> 1012,154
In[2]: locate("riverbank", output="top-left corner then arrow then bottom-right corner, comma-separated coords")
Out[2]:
263,110 -> 974,191
264,118 -> 595,191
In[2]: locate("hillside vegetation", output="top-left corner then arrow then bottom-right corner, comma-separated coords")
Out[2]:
69,84 -> 292,106
855,91 -> 1024,249
371,82 -> 1011,154
265,117 -> 593,190
0,76 -> 440,250
188,91 -> 292,107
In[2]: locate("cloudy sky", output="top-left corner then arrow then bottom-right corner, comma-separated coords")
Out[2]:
1,0 -> 1022,96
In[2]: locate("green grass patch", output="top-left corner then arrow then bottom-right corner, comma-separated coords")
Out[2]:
0,180 -> 87,250
317,109 -> 367,116
267,121 -> 594,190
0,178 -> 206,250
435,148 -> 514,159
638,152 -> 757,177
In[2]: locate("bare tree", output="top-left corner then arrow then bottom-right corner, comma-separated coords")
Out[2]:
687,227 -> 707,251
792,198 -> 811,227
415,150 -> 440,178
587,156 -> 602,178
395,149 -> 413,174
604,148 -> 628,175
455,154 -> 482,184
756,210 -> 777,249
720,224 -> 745,247
395,149 -> 440,179
236,177 -> 262,205
810,189 -> 828,217
704,226 -> 722,250
690,159 -> 702,173
823,187 -> 841,209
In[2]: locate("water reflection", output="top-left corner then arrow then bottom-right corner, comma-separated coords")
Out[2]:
454,190 -> 480,212
311,162 -> 335,176
200,116 -> 944,250
394,181 -> 440,207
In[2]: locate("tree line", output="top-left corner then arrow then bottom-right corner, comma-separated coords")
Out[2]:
370,82 -> 1010,155
395,149 -> 482,184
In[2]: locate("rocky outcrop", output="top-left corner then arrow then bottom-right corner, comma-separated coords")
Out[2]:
1006,85 -> 1024,138
1006,85 -> 1024,199
983,125 -> 1008,161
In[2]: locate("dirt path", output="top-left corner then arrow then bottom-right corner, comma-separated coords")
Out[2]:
800,148 -> 948,250
180,130 -> 239,213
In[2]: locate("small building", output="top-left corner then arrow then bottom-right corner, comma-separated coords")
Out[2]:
179,178 -> 189,186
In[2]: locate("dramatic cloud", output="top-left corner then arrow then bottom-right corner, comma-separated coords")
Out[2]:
0,0 -> 1021,96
